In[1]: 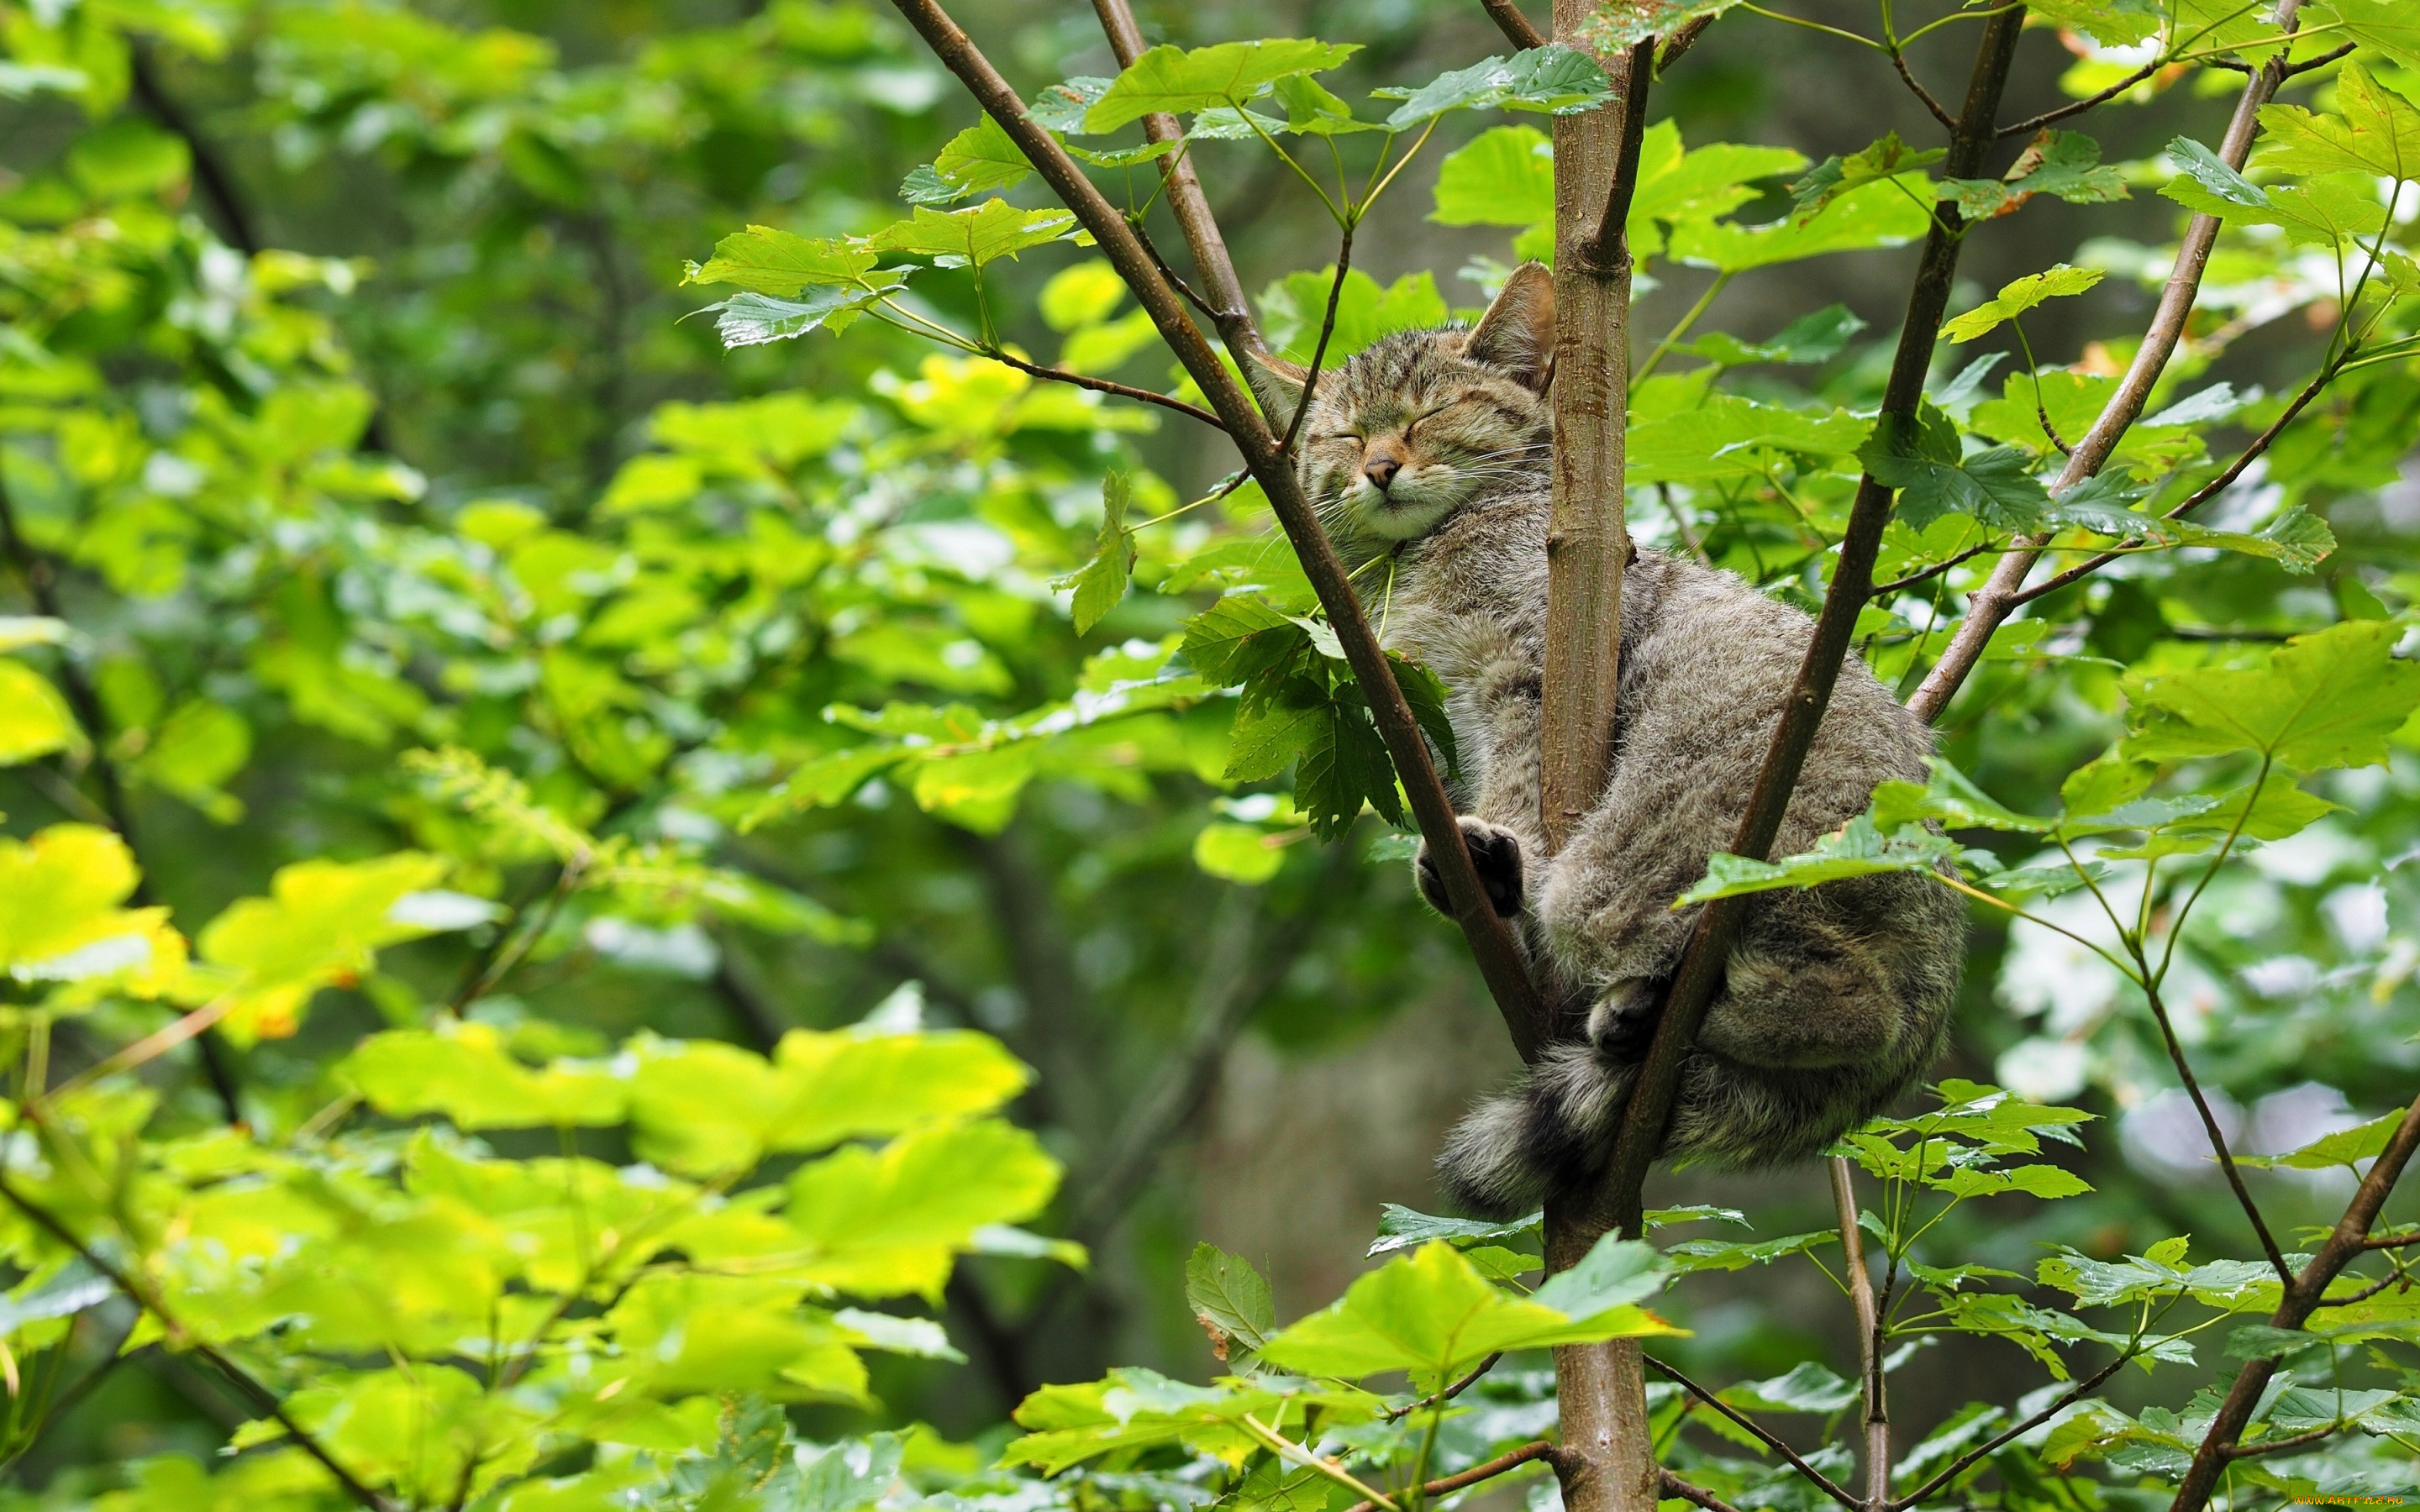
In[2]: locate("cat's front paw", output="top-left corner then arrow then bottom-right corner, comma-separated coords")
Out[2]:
1415,817 -> 1525,918
1587,980 -> 1666,1061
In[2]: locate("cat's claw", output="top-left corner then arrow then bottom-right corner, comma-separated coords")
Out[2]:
1587,980 -> 1666,1062
1416,817 -> 1525,918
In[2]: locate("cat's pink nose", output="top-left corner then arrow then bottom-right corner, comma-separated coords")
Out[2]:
1363,457 -> 1401,491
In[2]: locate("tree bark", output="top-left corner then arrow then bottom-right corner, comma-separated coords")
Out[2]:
1540,14 -> 1652,1512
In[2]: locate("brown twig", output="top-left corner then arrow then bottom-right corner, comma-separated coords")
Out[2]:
2144,979 -> 2291,1282
2221,1421 -> 2341,1459
2169,1089 -> 2420,1512
1388,1352 -> 1505,1422
1833,1159 -> 1889,1506
1480,0 -> 1549,50
0,1165 -> 399,1512
1909,3 -> 2306,722
2007,356 -> 2344,609
1342,1441 -> 1564,1512
1089,0 -> 1270,367
892,0 -> 1549,1055
1997,58 -> 2161,138
1576,40 -> 1657,275
1887,1354 -> 2128,1507
2282,39 -> 2354,77
985,347 -> 1227,429
2360,1230 -> 2420,1251
1871,541 -> 1997,597
1645,1356 -> 1864,1512
1586,5 -> 2029,1242
1660,1470 -> 1752,1512
1657,13 -> 1718,72
1279,231 -> 1356,454
1891,50 -> 1960,131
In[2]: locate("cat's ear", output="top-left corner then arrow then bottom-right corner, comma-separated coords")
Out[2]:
1464,262 -> 1556,391
1248,353 -> 1309,428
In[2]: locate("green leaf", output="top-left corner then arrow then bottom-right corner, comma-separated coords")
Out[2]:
1194,822 -> 1289,884
2238,1108 -> 2406,1168
2123,620 -> 2420,771
1085,40 -> 1360,133
787,1118 -> 1062,1298
1053,471 -> 1134,633
1870,757 -> 2051,833
345,1024 -> 627,1127
1671,176 -> 1932,272
1940,263 -> 2106,342
704,285 -> 899,348
1186,1244 -> 1277,1358
1030,76 -> 1113,132
1939,130 -> 2127,220
0,659 -> 81,765
1430,125 -> 1555,226
1625,393 -> 1870,483
1257,1240 -> 1678,1384
1576,0 -> 1745,50
904,116 -> 1032,205
1258,267 -> 1449,364
1666,1230 -> 1839,1273
2256,64 -> 2420,181
1295,690 -> 1399,837
2309,0 -> 2420,68
1681,304 -> 1866,367
867,202 -> 1083,268
199,851 -> 453,1042
1786,132 -> 1943,221
1376,45 -> 1617,129
1860,408 -> 2052,531
1368,1203 -> 1543,1255
2165,135 -> 2267,208
1181,596 -> 1306,685
684,225 -> 880,293
1675,814 -> 1961,906
1266,74 -> 1380,135
0,825 -> 179,991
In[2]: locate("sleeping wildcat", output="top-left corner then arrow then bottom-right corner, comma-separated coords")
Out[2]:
1251,263 -> 1964,1218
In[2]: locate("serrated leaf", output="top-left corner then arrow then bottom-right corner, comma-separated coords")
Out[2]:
685,225 -> 879,293
2123,620 -> 2420,771
1368,1204 -> 1543,1256
1576,0 -> 1746,50
905,116 -> 1032,204
1681,304 -> 1866,367
1861,409 -> 2052,531
1675,814 -> 1960,906
1053,471 -> 1133,633
1377,45 -> 1616,129
2238,1108 -> 2407,1168
867,202 -> 1082,268
2256,64 -> 2420,181
1939,130 -> 2126,219
1086,40 -> 1360,133
704,284 -> 900,348
1940,264 -> 2106,342
1430,124 -> 1555,226
1187,1244 -> 1277,1358
1787,132 -> 1943,221
1260,1239 -> 1676,1384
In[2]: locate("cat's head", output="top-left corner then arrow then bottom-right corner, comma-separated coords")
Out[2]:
1250,262 -> 1554,546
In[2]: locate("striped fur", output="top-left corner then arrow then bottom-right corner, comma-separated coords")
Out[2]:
1263,265 -> 1965,1217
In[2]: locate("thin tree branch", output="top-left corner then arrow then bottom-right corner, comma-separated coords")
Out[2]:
2143,981 -> 2291,1282
1089,0 -> 1272,369
1576,40 -> 1657,274
1909,5 -> 2306,722
1645,1356 -> 1864,1512
2309,1270 -> 2403,1307
1388,1352 -> 1504,1422
2359,1230 -> 2420,1251
0,1165 -> 398,1512
897,0 -> 1549,1055
2170,1088 -> 2420,1512
2006,356 -> 2344,608
128,39 -> 258,255
986,347 -> 1227,429
1341,1440 -> 1565,1512
1871,541 -> 1996,597
1280,232 -> 1357,454
2221,1421 -> 2340,1459
1833,1158 -> 1889,1507
1891,50 -> 1960,131
1586,5 -> 2029,1242
1888,1354 -> 2127,1507
1998,59 -> 2161,138
1480,0 -> 1550,50
1657,14 -> 1718,72
1660,1471 -> 1751,1512
0,455 -> 245,1125
2282,39 -> 2354,77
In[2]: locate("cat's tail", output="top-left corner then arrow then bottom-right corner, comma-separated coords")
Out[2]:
1435,1044 -> 1635,1219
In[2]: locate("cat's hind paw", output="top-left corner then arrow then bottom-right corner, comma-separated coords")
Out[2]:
1416,817 -> 1525,919
1587,979 -> 1666,1062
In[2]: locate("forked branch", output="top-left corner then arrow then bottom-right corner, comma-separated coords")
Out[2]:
890,0 -> 1549,1055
